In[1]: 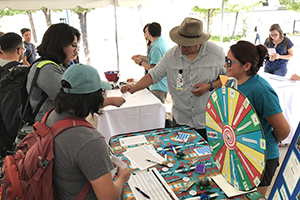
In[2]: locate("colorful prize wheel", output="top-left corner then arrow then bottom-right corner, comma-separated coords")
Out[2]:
206,76 -> 266,191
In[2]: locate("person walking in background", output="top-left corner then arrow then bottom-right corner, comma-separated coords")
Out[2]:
225,40 -> 290,197
254,19 -> 262,44
131,22 -> 169,103
122,17 -> 226,140
20,28 -> 37,66
264,24 -> 294,76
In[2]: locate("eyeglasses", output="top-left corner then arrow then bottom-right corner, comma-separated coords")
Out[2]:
225,56 -> 242,67
71,44 -> 79,51
18,46 -> 26,53
270,33 -> 278,37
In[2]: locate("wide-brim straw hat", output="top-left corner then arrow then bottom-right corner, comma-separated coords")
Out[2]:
170,17 -> 211,46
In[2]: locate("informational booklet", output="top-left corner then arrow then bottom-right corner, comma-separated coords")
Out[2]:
268,48 -> 276,55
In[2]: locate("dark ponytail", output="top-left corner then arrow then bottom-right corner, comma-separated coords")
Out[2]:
230,41 -> 267,76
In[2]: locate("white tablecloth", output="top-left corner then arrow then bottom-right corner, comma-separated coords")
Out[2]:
259,72 -> 300,144
97,89 -> 166,142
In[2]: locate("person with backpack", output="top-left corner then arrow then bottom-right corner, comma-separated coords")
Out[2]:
0,32 -> 29,155
0,32 -> 26,68
1,63 -> 131,200
27,23 -> 125,125
50,63 -> 131,199
264,24 -> 294,77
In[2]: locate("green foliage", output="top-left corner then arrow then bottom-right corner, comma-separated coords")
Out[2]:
210,34 -> 244,42
73,6 -> 94,14
280,0 -> 300,12
224,1 -> 262,13
0,8 -> 27,18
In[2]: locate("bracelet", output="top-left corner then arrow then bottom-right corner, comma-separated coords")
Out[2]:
209,82 -> 214,91
139,60 -> 143,66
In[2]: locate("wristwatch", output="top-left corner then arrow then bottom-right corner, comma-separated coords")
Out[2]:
209,82 -> 214,91
139,60 -> 143,66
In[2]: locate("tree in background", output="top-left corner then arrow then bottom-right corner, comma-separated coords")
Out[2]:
225,1 -> 261,38
73,6 -> 94,65
279,0 -> 300,12
41,7 -> 52,27
0,8 -> 38,43
26,11 -> 38,43
192,6 -> 218,34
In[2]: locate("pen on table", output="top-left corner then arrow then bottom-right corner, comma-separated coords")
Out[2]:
170,144 -> 177,154
135,187 -> 150,199
184,193 -> 218,200
145,159 -> 168,167
163,150 -> 167,161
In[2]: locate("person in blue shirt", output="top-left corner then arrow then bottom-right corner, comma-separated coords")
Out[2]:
224,40 -> 290,197
20,28 -> 37,66
264,24 -> 294,76
131,22 -> 169,103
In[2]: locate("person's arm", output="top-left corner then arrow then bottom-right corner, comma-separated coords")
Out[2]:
120,74 -> 153,94
265,112 -> 290,143
275,47 -> 294,60
90,166 -> 131,200
102,97 -> 125,108
140,62 -> 155,71
290,74 -> 300,81
191,79 -> 222,97
22,56 -> 30,66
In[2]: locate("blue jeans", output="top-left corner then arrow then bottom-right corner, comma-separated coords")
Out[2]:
264,67 -> 287,77
254,33 -> 261,44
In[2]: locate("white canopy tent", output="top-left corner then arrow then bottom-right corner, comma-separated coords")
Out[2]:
0,0 -> 222,10
0,0 -> 223,71
0,0 -> 154,10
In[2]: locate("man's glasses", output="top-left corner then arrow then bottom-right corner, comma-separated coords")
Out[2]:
225,56 -> 242,67
71,44 -> 79,51
270,33 -> 278,37
18,46 -> 26,53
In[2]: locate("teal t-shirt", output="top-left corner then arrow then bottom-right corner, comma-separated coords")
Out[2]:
148,37 -> 169,93
238,74 -> 282,160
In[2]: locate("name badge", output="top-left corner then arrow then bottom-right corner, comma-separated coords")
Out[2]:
176,78 -> 183,90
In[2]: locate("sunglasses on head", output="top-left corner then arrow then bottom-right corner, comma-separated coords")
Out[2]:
225,56 -> 242,67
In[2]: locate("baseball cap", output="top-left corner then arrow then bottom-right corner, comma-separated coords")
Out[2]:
62,63 -> 112,94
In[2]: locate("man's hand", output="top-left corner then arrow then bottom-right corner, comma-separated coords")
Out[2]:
132,55 -> 142,65
103,97 -> 125,108
190,83 -> 211,97
121,84 -> 135,94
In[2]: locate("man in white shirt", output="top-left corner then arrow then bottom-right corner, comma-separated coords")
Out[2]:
121,17 -> 226,140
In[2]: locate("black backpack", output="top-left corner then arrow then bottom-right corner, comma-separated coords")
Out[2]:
0,60 -> 58,157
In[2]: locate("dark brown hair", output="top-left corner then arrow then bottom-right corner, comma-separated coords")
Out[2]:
54,80 -> 104,118
230,40 -> 267,76
37,23 -> 81,65
20,28 -> 31,35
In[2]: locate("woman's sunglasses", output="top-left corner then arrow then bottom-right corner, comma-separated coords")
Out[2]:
225,56 -> 242,67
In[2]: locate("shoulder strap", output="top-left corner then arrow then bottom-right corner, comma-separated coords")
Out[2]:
2,61 -> 21,71
18,60 -> 61,135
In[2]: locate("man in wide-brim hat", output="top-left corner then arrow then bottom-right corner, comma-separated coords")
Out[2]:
121,17 -> 226,141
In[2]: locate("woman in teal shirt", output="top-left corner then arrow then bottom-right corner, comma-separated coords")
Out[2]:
224,40 -> 290,197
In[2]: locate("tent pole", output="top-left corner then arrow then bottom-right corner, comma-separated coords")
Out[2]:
221,0 -> 225,44
114,0 -> 120,71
